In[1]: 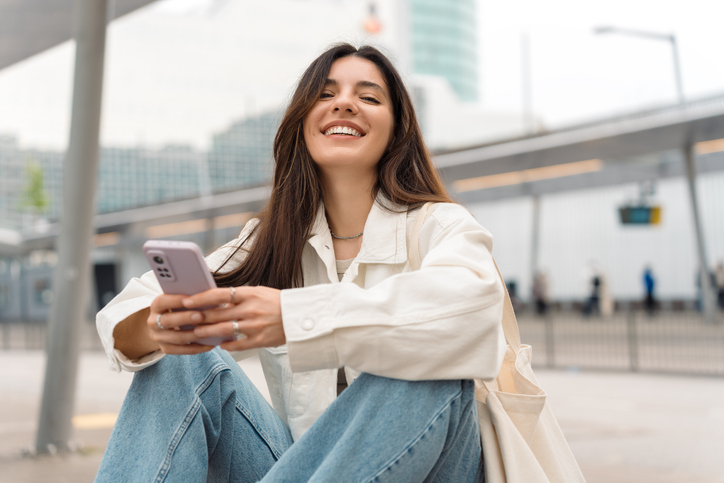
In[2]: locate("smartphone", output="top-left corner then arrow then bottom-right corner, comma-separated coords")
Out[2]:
143,240 -> 233,346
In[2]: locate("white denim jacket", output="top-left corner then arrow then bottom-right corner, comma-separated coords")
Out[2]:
96,197 -> 507,441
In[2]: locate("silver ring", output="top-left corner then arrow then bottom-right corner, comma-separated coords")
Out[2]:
231,320 -> 246,340
156,313 -> 166,330
229,286 -> 236,304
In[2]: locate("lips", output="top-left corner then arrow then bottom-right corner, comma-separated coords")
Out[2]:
321,120 -> 366,137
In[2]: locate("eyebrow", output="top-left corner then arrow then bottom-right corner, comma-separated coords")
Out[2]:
324,79 -> 389,100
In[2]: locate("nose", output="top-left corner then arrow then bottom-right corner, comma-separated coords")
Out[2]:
332,92 -> 358,114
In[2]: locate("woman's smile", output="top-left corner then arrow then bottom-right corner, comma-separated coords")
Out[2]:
322,120 -> 366,137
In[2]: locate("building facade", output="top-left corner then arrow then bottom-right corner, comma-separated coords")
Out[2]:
0,109 -> 280,230
408,0 -> 479,102
207,110 -> 279,193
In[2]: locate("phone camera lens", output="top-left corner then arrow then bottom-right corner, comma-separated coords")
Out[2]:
153,256 -> 164,264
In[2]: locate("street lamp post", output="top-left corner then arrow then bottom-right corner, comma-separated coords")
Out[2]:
595,26 -> 718,323
594,26 -> 684,104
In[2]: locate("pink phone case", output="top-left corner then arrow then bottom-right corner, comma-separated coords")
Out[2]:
143,240 -> 233,346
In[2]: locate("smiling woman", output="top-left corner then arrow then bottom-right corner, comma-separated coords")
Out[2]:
95,43 -> 507,482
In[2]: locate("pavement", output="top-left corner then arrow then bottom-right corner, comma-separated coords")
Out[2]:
1,350 -> 723,483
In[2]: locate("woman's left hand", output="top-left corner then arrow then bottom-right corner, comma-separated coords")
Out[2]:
182,286 -> 286,351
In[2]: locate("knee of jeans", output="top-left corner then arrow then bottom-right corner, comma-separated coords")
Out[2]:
352,373 -> 469,405
135,348 -> 233,392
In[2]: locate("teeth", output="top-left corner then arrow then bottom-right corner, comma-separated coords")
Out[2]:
324,126 -> 363,137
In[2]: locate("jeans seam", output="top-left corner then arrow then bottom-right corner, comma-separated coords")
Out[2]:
443,391 -> 476,453
197,358 -> 285,460
154,398 -> 203,483
194,361 -> 229,395
234,400 -> 285,460
153,361 -> 229,482
364,386 -> 463,483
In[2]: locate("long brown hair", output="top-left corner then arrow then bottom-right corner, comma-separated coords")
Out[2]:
213,43 -> 451,289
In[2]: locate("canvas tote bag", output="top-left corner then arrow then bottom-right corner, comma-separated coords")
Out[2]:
409,202 -> 585,483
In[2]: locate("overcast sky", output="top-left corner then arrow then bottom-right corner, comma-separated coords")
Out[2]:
0,0 -> 722,150
480,0 -> 724,126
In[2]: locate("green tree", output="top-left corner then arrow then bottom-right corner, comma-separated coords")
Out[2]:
21,159 -> 49,215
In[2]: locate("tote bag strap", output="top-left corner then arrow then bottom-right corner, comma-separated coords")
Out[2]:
492,258 -> 521,352
409,202 -> 522,353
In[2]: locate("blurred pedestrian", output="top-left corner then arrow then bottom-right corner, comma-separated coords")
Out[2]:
599,272 -> 613,317
507,280 -> 524,313
533,270 -> 549,316
583,273 -> 601,317
643,266 -> 656,315
716,261 -> 724,310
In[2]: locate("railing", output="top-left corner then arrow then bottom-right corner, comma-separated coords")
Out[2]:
519,311 -> 724,376
0,320 -> 102,352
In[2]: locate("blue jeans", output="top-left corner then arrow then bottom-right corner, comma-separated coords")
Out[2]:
96,348 -> 483,482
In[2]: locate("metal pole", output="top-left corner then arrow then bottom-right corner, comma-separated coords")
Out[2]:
521,32 -> 534,135
627,310 -> 638,371
594,27 -> 685,105
544,314 -> 555,369
36,0 -> 108,454
683,143 -> 717,324
669,35 -> 685,105
530,194 -> 540,305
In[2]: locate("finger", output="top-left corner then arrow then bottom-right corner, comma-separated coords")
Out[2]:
198,305 -> 248,325
219,336 -> 259,352
151,293 -> 188,314
193,320 -> 252,340
217,320 -> 285,351
151,326 -> 207,345
148,310 -> 205,331
183,287 -> 240,309
158,342 -> 215,355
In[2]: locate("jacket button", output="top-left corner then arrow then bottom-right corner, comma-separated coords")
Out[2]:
302,318 -> 315,330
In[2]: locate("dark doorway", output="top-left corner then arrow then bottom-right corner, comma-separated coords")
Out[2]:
94,263 -> 118,311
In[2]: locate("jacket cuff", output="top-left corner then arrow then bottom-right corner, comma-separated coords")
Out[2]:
113,348 -> 165,373
281,285 -> 339,371
280,285 -> 335,341
97,294 -> 157,372
287,334 -> 338,373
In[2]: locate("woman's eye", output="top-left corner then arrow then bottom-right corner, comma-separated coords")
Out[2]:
320,92 -> 333,99
362,97 -> 380,104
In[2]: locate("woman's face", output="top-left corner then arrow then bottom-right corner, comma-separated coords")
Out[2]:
303,56 -> 394,177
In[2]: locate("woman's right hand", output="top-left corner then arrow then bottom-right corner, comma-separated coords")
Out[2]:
146,293 -> 215,355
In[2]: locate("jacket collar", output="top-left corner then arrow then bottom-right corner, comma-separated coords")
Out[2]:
307,192 -> 409,267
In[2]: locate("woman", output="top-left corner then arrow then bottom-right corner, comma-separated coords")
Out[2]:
96,44 -> 505,482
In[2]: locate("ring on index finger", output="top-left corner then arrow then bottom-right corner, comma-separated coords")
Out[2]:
156,313 -> 166,330
231,320 -> 246,340
229,286 -> 236,304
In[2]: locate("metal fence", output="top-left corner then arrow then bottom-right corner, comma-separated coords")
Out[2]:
2,311 -> 724,376
0,320 -> 102,352
519,311 -> 724,376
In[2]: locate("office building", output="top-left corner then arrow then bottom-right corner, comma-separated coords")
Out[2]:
409,0 -> 479,102
208,110 -> 279,193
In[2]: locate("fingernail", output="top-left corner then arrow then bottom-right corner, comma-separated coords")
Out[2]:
182,298 -> 195,308
191,312 -> 203,322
